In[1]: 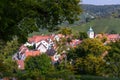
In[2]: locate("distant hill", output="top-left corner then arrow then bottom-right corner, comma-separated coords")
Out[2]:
61,4 -> 120,26
81,4 -> 120,18
63,5 -> 120,34
30,5 -> 120,36
30,17 -> 120,36
70,18 -> 120,34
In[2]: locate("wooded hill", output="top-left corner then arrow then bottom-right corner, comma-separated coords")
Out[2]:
30,4 -> 120,35
64,4 -> 120,34
82,4 -> 120,18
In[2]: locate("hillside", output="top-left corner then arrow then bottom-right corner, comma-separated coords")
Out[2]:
30,18 -> 120,36
29,4 -> 120,36
67,4 -> 120,34
70,18 -> 120,34
82,4 -> 120,18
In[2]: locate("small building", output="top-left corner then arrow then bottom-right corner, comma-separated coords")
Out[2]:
106,34 -> 120,42
87,27 -> 94,38
35,40 -> 49,53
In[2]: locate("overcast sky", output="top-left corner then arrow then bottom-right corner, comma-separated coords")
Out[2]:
82,0 -> 120,5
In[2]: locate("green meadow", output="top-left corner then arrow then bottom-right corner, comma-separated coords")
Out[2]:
71,18 -> 120,34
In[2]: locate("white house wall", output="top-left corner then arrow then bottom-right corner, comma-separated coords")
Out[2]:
37,44 -> 47,53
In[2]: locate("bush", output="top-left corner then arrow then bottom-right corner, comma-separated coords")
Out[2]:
80,75 -> 119,80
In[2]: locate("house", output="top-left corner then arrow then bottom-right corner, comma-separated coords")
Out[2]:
28,35 -> 54,53
95,34 -> 104,39
24,42 -> 34,47
28,35 -> 50,43
46,47 -> 56,56
12,45 -> 28,60
54,34 -> 65,41
95,33 -> 120,43
106,34 -> 120,42
13,34 -> 81,70
50,52 -> 67,65
70,39 -> 82,48
35,40 -> 50,53
15,50 -> 40,70
25,50 -> 40,57
50,53 -> 61,62
17,60 -> 24,70
13,35 -> 56,69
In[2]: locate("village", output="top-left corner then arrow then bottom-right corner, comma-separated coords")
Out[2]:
1,0 -> 120,80
12,27 -> 120,70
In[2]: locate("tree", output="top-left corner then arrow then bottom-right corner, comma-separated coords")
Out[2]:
55,37 -> 68,54
75,54 -> 106,75
104,40 -> 120,77
0,0 -> 82,43
0,54 -> 6,77
21,54 -> 75,80
67,38 -> 109,60
58,27 -> 72,36
67,38 -> 110,76
109,30 -> 117,34
0,39 -> 19,78
78,31 -> 88,40
79,38 -> 109,56
21,54 -> 52,79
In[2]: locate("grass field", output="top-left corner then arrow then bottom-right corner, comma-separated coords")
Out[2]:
70,18 -> 120,34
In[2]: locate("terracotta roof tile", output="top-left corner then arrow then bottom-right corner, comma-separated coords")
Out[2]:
25,50 -> 40,57
17,60 -> 24,70
107,34 -> 119,39
28,35 -> 51,43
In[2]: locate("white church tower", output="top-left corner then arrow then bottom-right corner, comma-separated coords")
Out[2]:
87,27 -> 94,38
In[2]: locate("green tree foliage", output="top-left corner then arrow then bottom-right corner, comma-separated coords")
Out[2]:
0,0 -> 82,43
75,54 -> 105,75
0,54 -> 7,77
25,54 -> 52,75
78,31 -> 88,40
1,39 -> 20,56
58,27 -> 72,36
0,39 -> 19,78
55,37 -> 68,54
21,54 -> 52,79
109,30 -> 117,34
68,38 -> 109,60
79,38 -> 109,56
20,54 -> 74,80
104,40 -> 120,77
67,38 -> 110,76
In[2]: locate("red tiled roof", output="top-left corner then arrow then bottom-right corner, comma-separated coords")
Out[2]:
25,50 -> 40,57
28,35 -> 51,43
57,34 -> 64,38
50,56 -> 55,61
19,45 -> 28,50
95,34 -> 104,38
17,60 -> 24,70
70,39 -> 82,47
16,51 -> 40,70
19,45 -> 29,53
107,34 -> 119,39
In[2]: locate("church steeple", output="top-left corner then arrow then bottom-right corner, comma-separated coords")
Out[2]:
87,27 -> 94,38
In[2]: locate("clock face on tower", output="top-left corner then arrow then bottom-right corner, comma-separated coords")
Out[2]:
90,32 -> 94,35
88,27 -> 94,38
90,32 -> 94,38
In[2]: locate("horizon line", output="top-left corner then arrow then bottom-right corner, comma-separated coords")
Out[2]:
80,3 -> 120,6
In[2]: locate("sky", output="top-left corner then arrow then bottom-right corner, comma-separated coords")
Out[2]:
82,0 -> 120,5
